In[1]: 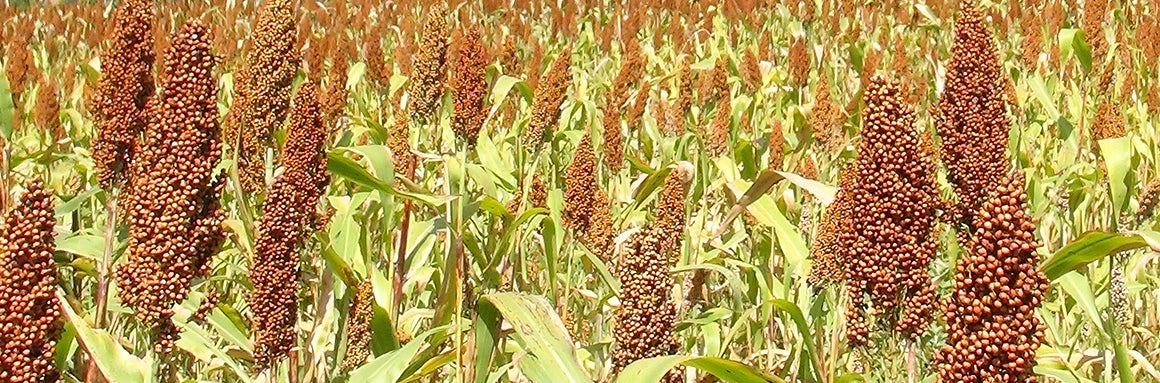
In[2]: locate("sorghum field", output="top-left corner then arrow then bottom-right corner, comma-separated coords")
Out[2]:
0,0 -> 1158,382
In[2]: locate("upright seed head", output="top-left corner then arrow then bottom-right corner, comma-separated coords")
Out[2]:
807,162 -> 857,288
842,76 -> 940,345
612,229 -> 679,382
936,0 -> 1011,231
0,180 -> 63,383
672,58 -> 693,128
406,3 -> 450,124
250,80 -> 329,371
450,26 -> 490,146
654,164 -> 692,255
90,0 -> 155,190
704,99 -> 731,156
225,0 -> 299,193
601,43 -> 643,170
810,73 -> 842,151
115,20 -> 225,354
522,46 -> 573,147
769,119 -> 785,170
788,36 -> 809,88
35,74 -> 64,147
1136,177 -> 1160,222
3,16 -> 33,106
363,25 -> 388,89
936,173 -> 1048,382
322,36 -> 350,129
341,281 -> 375,371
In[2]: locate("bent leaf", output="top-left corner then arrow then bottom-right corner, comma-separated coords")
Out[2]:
616,355 -> 785,383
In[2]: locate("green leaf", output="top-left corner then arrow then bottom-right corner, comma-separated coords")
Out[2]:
1098,136 -> 1132,213
616,355 -> 785,383
348,326 -> 444,383
60,290 -> 152,383
1027,75 -> 1060,119
0,68 -> 14,140
1041,231 -> 1147,280
714,169 -> 785,238
347,62 -> 367,88
55,233 -> 105,260
774,170 -> 836,205
477,292 -> 591,383
1055,272 -> 1107,341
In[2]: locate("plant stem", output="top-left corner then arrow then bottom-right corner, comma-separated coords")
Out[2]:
86,186 -> 118,383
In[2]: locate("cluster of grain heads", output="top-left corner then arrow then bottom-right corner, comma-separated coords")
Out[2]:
3,16 -> 32,107
564,134 -> 613,254
90,0 -> 155,190
340,281 -> 375,371
810,73 -> 842,151
0,180 -> 62,383
936,173 -> 1048,383
842,77 -> 940,345
1020,11 -> 1043,71
704,97 -> 731,156
1136,177 -> 1160,222
768,119 -> 785,169
936,1 -> 1011,231
700,58 -> 728,105
788,36 -> 808,89
250,80 -> 329,371
612,167 -> 690,382
114,20 -> 225,354
450,26 -> 490,146
363,25 -> 389,89
322,35 -> 350,130
387,92 -> 417,179
35,75 -> 63,147
807,162 -> 857,288
601,42 -> 644,171
225,0 -> 299,193
406,3 -> 450,124
612,232 -> 679,383
1083,0 -> 1108,61
521,46 -> 573,147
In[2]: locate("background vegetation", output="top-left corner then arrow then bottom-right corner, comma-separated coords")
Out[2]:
0,0 -> 1158,382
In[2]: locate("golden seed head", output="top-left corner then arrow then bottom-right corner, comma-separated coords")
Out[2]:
522,46 -> 573,147
450,26 -> 490,145
115,20 -> 225,355
0,180 -> 63,383
842,76 -> 941,344
90,0 -> 155,190
406,3 -> 450,124
225,0 -> 300,193
251,80 -> 329,370
936,1 -> 1011,231
936,172 -> 1047,382
612,229 -> 679,380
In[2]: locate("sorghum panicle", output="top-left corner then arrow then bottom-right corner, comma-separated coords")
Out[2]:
0,180 -> 62,383
90,0 -> 155,190
406,3 -> 450,124
936,1 -> 1011,231
769,119 -> 785,169
807,162 -> 857,287
842,76 -> 940,344
450,26 -> 490,146
521,46 -> 573,147
115,20 -> 225,354
250,80 -> 329,370
341,281 -> 374,371
225,0 -> 299,193
705,99 -> 731,156
936,173 -> 1048,383
612,229 -> 680,383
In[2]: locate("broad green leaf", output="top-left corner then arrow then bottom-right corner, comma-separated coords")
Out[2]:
55,233 -> 105,260
477,292 -> 591,383
616,355 -> 784,383
1041,231 -> 1146,280
347,62 -> 367,88
173,318 -> 251,382
1027,75 -> 1060,119
1055,272 -> 1106,340
60,290 -> 152,383
1098,136 -> 1132,212
348,327 -> 444,383
0,69 -> 13,140
774,170 -> 836,205
714,169 -> 785,238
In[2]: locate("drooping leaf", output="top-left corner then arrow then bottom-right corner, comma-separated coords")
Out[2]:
60,290 -> 152,383
1041,231 -> 1147,280
477,292 -> 590,383
616,355 -> 785,383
